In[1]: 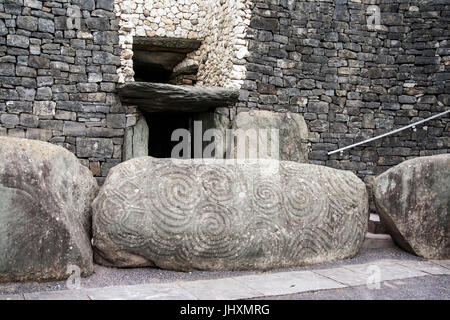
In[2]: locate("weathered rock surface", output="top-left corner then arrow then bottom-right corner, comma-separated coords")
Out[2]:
373,154 -> 450,259
133,37 -> 202,53
233,110 -> 309,163
93,157 -> 368,271
0,137 -> 98,282
117,82 -> 240,113
123,116 -> 149,161
194,110 -> 231,159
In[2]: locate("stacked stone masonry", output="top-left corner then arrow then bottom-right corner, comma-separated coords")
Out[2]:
236,0 -> 449,182
1,0 -> 449,185
115,0 -> 252,88
0,0 -> 125,185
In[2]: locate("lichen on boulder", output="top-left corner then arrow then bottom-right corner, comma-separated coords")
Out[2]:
92,157 -> 368,271
0,137 -> 98,282
373,154 -> 450,260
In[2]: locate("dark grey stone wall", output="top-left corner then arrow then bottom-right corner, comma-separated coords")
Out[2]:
1,0 -> 449,186
236,0 -> 449,180
0,0 -> 124,184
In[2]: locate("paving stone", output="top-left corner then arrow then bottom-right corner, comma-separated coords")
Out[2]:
395,261 -> 450,276
313,267 -> 372,286
86,283 -> 197,300
4,257 -> 450,300
430,260 -> 450,270
0,294 -> 24,300
342,261 -> 427,283
24,290 -> 90,300
233,271 -> 345,296
178,278 -> 264,300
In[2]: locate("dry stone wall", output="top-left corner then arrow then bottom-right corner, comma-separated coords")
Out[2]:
236,0 -> 449,180
1,0 -> 449,185
0,0 -> 129,184
115,0 -> 252,88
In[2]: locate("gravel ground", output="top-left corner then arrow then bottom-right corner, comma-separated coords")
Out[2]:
251,275 -> 450,300
0,246 -> 428,296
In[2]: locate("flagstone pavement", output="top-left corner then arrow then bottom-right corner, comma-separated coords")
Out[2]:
1,255 -> 448,300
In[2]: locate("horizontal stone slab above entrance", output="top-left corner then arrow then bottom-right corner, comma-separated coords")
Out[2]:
117,82 -> 240,112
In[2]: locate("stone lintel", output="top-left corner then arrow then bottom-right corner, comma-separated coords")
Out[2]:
117,82 -> 240,113
133,37 -> 202,53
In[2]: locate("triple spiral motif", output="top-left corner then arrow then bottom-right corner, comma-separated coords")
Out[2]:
93,158 -> 367,270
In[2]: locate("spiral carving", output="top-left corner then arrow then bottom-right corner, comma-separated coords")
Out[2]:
247,219 -> 288,260
93,158 -> 368,271
283,177 -> 329,226
252,179 -> 283,215
289,227 -> 334,262
150,165 -> 200,231
157,169 -> 200,211
187,203 -> 241,259
198,165 -> 235,202
324,171 -> 367,247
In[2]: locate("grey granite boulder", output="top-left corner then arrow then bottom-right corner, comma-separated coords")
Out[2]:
233,110 -> 309,163
373,154 -> 450,259
0,137 -> 98,282
92,157 -> 368,271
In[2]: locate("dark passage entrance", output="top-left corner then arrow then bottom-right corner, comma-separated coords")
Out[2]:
145,112 -> 193,158
132,37 -> 202,84
133,51 -> 180,83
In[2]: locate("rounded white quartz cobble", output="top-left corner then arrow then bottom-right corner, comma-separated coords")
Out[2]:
115,0 -> 252,89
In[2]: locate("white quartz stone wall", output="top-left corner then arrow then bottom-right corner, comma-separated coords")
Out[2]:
115,0 -> 252,89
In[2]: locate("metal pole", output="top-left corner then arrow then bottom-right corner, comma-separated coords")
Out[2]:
328,109 -> 450,155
